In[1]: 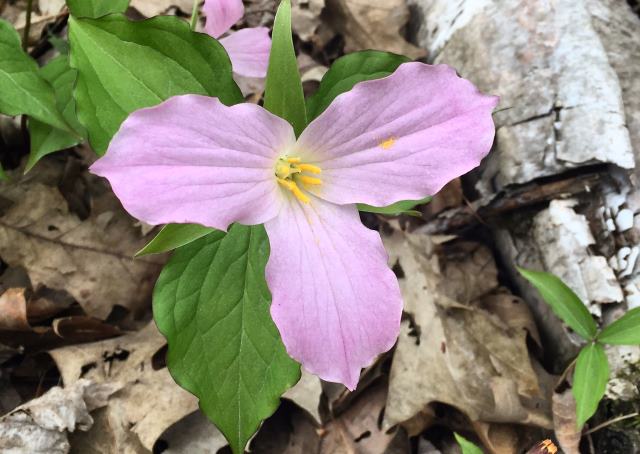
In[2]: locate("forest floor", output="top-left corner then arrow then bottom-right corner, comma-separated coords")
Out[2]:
1,0 -> 640,453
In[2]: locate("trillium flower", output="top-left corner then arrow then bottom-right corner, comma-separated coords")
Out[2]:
91,63 -> 498,389
203,0 -> 271,78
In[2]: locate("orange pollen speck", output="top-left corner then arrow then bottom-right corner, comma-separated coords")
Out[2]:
380,137 -> 396,150
540,440 -> 558,454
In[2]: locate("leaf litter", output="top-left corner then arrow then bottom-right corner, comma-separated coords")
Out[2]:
0,0 -> 585,452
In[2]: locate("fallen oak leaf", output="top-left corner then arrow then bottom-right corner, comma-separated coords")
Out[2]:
49,323 -> 199,451
383,231 -> 552,431
0,178 -> 163,319
324,0 -> 426,59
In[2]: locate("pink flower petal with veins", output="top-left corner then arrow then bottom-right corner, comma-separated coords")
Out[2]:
265,196 -> 402,390
297,62 -> 499,208
220,27 -> 271,78
91,61 -> 498,390
90,95 -> 294,231
203,0 -> 244,39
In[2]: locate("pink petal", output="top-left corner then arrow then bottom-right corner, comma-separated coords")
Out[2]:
220,27 -> 271,78
296,63 -> 499,207
203,0 -> 244,39
265,196 -> 402,390
90,95 -> 295,231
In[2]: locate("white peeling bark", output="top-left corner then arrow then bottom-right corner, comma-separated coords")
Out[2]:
410,0 -> 640,423
411,0 -> 634,191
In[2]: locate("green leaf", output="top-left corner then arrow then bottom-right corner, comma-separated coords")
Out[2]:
597,307 -> 640,345
454,433 -> 484,454
307,50 -> 410,121
0,164 -> 7,181
153,225 -> 300,454
573,343 -> 609,428
66,0 -> 129,18
518,268 -> 597,340
263,0 -> 306,136
136,223 -> 215,256
358,196 -> 431,217
69,14 -> 243,153
0,19 -> 73,133
28,56 -> 85,171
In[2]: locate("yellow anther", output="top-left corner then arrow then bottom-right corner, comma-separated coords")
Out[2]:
277,178 -> 310,203
286,157 -> 302,163
297,163 -> 322,174
297,175 -> 322,186
380,137 -> 396,150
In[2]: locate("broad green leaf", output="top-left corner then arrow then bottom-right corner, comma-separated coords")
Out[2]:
69,14 -> 243,153
0,164 -> 7,181
136,223 -> 215,256
153,225 -> 300,454
0,19 -> 73,133
307,50 -> 410,121
358,196 -> 431,217
597,307 -> 640,345
573,343 -> 609,428
264,0 -> 306,136
454,433 -> 484,454
28,56 -> 85,171
518,268 -> 597,340
66,0 -> 129,18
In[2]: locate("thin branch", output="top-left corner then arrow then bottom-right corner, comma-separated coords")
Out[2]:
22,0 -> 34,50
584,412 -> 640,435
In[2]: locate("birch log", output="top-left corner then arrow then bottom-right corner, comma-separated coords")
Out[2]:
410,0 -> 640,443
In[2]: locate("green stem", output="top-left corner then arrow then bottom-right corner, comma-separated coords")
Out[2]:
22,0 -> 34,50
190,0 -> 200,30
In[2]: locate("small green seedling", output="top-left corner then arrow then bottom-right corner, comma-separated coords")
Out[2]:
519,267 -> 640,428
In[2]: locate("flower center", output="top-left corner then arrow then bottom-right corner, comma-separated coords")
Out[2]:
275,156 -> 322,203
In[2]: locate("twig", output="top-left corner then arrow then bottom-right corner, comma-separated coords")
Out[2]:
190,0 -> 200,30
555,357 -> 577,390
583,412 -> 640,435
22,0 -> 34,50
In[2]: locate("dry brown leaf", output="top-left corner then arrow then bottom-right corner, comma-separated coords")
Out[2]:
324,0 -> 426,59
37,0 -> 66,16
0,175 -> 163,319
283,370 -> 323,424
0,379 -> 120,454
159,411 -> 228,454
292,0 -> 326,42
472,421 -> 520,454
129,0 -> 193,17
0,288 -> 30,331
320,381 -> 400,454
552,390 -> 580,454
383,231 -> 552,431
50,323 -> 198,452
478,292 -> 542,348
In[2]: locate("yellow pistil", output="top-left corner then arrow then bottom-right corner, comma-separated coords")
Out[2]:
275,156 -> 322,203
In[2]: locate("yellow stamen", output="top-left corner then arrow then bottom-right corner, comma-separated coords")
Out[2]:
286,157 -> 302,163
380,137 -> 396,150
277,178 -> 310,203
298,163 -> 322,174
297,175 -> 322,186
